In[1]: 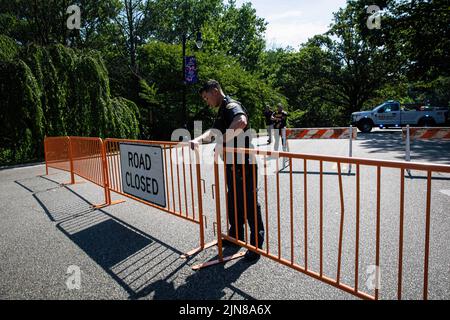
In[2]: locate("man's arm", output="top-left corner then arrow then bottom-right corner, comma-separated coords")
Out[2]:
189,114 -> 247,149
223,114 -> 247,144
189,129 -> 215,149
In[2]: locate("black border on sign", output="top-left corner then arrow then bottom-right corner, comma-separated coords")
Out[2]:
119,142 -> 167,208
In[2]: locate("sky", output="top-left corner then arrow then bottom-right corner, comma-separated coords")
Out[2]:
234,0 -> 348,49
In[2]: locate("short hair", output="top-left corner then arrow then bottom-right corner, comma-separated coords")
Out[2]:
199,80 -> 222,95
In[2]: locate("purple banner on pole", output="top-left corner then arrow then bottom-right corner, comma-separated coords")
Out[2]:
184,56 -> 198,84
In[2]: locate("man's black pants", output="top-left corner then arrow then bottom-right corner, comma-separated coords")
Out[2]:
225,162 -> 265,248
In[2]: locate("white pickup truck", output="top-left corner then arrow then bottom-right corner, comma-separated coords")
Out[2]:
351,101 -> 449,133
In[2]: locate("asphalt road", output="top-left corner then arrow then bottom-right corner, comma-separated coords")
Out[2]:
1,129 -> 449,300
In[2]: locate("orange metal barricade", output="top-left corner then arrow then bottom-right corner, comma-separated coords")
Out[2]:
68,136 -> 125,208
44,136 -> 121,207
69,136 -> 104,187
44,136 -> 74,183
44,136 -> 209,257
103,139 -> 209,257
194,146 -> 450,300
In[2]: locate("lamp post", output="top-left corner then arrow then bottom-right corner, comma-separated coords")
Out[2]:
181,31 -> 203,129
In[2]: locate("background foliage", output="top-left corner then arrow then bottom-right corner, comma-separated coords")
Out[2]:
1,0 -> 449,165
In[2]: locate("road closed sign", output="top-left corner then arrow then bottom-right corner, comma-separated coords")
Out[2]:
119,143 -> 166,207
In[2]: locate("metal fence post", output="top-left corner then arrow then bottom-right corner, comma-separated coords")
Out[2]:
405,125 -> 411,176
44,136 -> 48,176
348,126 -> 353,175
68,136 -> 75,184
100,138 -> 111,205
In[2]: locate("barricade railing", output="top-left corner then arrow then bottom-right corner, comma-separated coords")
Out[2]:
44,136 -> 74,183
44,136 -> 208,258
103,139 -> 209,258
286,127 -> 357,140
402,126 -> 450,142
44,136 -> 122,207
69,136 -> 104,188
193,146 -> 450,300
68,136 -> 125,208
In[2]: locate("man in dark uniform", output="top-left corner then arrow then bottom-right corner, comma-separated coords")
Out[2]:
190,80 -> 264,261
272,103 -> 288,151
263,105 -> 274,144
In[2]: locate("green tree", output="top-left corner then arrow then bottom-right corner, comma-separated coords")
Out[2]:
0,0 -> 121,47
380,0 -> 450,81
138,40 -> 286,138
201,0 -> 267,71
275,36 -> 343,127
325,1 -> 399,117
0,59 -> 43,163
0,36 -> 140,165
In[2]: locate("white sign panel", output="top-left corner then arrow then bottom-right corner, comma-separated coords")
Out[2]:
119,143 -> 166,207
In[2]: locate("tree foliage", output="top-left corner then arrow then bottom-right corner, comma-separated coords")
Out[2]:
1,0 -> 449,165
0,37 -> 139,165
138,40 -> 285,139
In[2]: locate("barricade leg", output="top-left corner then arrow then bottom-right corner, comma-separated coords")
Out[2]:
92,197 -> 126,209
181,239 -> 218,260
44,137 -> 49,176
92,139 -> 125,209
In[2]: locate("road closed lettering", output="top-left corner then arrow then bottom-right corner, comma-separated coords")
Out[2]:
119,143 -> 166,207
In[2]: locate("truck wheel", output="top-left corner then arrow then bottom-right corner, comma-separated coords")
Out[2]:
419,118 -> 436,127
357,120 -> 373,133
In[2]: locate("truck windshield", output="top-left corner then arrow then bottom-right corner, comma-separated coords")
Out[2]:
375,103 -> 400,113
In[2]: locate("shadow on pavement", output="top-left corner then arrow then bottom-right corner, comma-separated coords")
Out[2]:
357,131 -> 450,164
16,175 -> 256,300
15,174 -> 63,194
130,245 -> 256,300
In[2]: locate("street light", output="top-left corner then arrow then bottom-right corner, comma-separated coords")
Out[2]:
182,31 -> 203,130
195,31 -> 203,49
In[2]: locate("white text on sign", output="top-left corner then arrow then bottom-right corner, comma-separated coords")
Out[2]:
119,143 -> 166,207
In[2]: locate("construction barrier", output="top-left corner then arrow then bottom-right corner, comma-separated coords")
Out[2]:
192,146 -> 450,300
44,136 -> 72,178
44,137 -> 208,257
286,127 -> 357,140
284,126 -> 356,173
402,126 -> 450,175
402,127 -> 450,141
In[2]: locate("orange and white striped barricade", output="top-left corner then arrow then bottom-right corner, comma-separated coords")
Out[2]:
402,126 -> 450,175
284,126 -> 357,174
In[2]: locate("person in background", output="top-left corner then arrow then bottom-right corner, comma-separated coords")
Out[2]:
263,105 -> 274,144
272,103 -> 288,151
